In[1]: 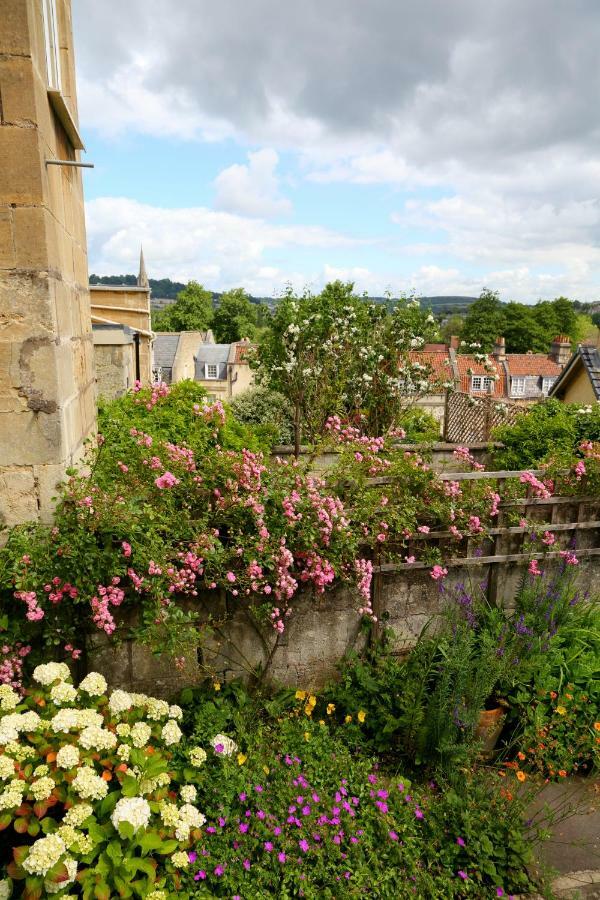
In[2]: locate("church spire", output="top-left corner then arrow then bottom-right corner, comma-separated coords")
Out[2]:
137,246 -> 149,288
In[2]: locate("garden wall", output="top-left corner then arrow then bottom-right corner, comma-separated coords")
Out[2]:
272,442 -> 499,472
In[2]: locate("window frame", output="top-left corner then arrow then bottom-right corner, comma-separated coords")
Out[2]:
541,376 -> 556,394
511,376 -> 526,396
41,0 -> 62,90
205,363 -> 219,380
471,375 -> 495,393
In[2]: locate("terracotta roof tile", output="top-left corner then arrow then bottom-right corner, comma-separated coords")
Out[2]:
407,350 -> 453,383
454,354 -> 507,396
233,342 -> 253,364
504,354 -> 563,377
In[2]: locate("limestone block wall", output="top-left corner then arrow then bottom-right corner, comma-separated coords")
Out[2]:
90,286 -> 153,384
94,344 -> 135,400
89,553 -> 600,698
0,0 -> 96,527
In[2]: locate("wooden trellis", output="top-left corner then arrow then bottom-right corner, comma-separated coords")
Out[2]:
443,391 -> 523,442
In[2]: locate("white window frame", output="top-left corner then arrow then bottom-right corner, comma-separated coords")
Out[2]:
471,376 -> 495,393
41,0 -> 62,89
511,376 -> 526,396
541,376 -> 556,394
205,363 -> 219,380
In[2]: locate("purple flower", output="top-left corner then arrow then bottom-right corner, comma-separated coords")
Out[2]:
273,826 -> 282,836
214,865 -> 225,877
239,792 -> 247,802
456,837 -> 466,847
218,817 -> 226,828
239,822 -> 249,833
415,808 -> 424,819
194,870 -> 206,881
243,859 -> 251,871
375,801 -> 388,813
255,784 -> 263,793
188,851 -> 197,863
257,810 -> 266,820
496,890 -> 504,898
278,852 -> 286,863
458,870 -> 468,881
214,743 -> 224,754
389,830 -> 399,841
264,841 -> 273,852
299,839 -> 309,853
302,805 -> 311,816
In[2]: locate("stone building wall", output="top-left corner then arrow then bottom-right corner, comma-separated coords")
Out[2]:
90,286 -> 153,384
0,0 -> 96,527
93,324 -> 136,400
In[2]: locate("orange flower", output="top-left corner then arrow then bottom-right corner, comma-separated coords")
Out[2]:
550,691 -> 557,699
517,751 -> 526,761
593,722 -> 600,732
101,770 -> 112,782
558,770 -> 567,777
516,771 -> 527,782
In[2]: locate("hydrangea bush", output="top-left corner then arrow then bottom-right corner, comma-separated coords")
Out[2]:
0,665 -> 205,899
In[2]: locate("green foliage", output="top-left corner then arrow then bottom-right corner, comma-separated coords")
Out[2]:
398,407 -> 440,442
212,288 -> 259,343
492,399 -> 600,468
461,291 -> 579,353
228,385 -> 294,445
152,281 -> 213,332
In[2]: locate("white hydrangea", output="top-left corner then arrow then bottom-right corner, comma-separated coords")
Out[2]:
62,804 -> 93,827
171,850 -> 190,868
211,733 -> 238,756
0,779 -> 23,811
0,684 -> 19,711
78,725 -> 117,752
33,764 -> 49,777
146,892 -> 167,900
129,693 -> 149,708
159,800 -> 179,827
116,723 -> 131,737
130,722 -> 151,748
23,833 -> 66,875
75,833 -> 93,854
145,698 -> 170,720
111,796 -> 151,833
76,709 -> 103,729
50,709 -> 79,733
56,744 -> 80,769
45,855 -> 77,894
0,879 -> 11,900
33,663 -> 71,686
20,710 -> 42,732
0,756 -> 15,780
56,824 -> 79,848
72,766 -> 108,801
4,740 -> 34,761
78,672 -> 107,696
50,682 -> 78,706
108,689 -> 133,715
188,746 -> 207,767
180,784 -> 197,803
0,722 -> 18,745
31,776 -> 55,801
116,743 -> 130,762
161,719 -> 182,746
168,704 -> 183,720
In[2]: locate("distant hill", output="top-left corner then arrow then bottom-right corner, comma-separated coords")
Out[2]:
418,295 -> 478,313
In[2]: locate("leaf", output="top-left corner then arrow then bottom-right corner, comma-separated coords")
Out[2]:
99,791 -> 120,818
32,801 -> 49,820
121,776 -> 139,799
130,858 -> 156,880
0,812 -> 12,831
105,841 -> 122,865
137,833 -> 163,854
113,874 -> 132,897
13,845 -> 30,866
117,821 -> 135,840
156,839 -> 178,855
27,820 -> 40,837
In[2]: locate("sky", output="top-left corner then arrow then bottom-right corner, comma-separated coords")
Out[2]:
73,0 -> 600,301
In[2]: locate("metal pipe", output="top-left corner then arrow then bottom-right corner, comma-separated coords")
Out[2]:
133,332 -> 141,382
46,159 -> 95,168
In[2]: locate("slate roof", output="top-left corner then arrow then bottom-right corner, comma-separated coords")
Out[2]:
153,333 -> 180,369
580,345 -> 600,398
195,344 -> 230,366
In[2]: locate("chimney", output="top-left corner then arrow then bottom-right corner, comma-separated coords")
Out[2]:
492,336 -> 506,361
549,335 -> 572,366
449,335 -> 460,350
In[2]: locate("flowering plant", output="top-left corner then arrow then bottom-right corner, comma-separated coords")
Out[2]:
0,665 -> 204,898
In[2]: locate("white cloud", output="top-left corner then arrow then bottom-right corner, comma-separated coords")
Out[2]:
213,149 -> 291,218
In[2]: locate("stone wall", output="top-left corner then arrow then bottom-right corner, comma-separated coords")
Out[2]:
90,286 -> 153,384
90,552 -> 600,698
94,342 -> 135,400
0,0 -> 96,527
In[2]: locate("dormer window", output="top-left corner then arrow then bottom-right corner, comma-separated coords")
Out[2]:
205,363 -> 218,379
41,0 -> 62,89
471,376 -> 494,393
542,376 -> 556,394
511,376 -> 526,396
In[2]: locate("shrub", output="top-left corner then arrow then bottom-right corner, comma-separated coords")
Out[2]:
396,407 -> 441,443
228,386 -> 294,446
0,665 -> 204,898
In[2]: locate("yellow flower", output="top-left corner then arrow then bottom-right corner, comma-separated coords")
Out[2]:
555,706 -> 567,716
326,703 -> 335,715
304,731 -> 311,741
263,765 -> 270,775
357,710 -> 366,723
516,770 -> 527,782
237,753 -> 247,766
319,720 -> 325,726
213,682 -> 221,692
345,715 -> 352,724
295,690 -> 306,701
304,704 -> 313,717
307,695 -> 317,708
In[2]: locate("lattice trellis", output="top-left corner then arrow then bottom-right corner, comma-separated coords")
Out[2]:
443,391 -> 523,442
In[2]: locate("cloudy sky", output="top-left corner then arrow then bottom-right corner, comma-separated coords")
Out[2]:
73,0 -> 600,301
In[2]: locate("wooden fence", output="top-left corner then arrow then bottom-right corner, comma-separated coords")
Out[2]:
443,391 -> 523,442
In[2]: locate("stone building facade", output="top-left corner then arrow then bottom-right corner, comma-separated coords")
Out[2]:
0,0 -> 96,526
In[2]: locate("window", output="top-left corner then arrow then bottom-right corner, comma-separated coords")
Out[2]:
542,376 -> 556,394
471,376 -> 494,393
41,0 -> 61,89
205,363 -> 218,379
511,376 -> 526,396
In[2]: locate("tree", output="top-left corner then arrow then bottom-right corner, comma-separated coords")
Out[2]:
152,281 -> 213,332
212,288 -> 258,343
440,314 -> 464,345
503,302 -> 546,353
549,296 -> 577,338
460,289 -> 506,352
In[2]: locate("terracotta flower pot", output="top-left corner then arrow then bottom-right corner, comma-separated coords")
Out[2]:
475,706 -> 506,755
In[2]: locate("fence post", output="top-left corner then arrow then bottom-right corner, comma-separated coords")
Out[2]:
443,389 -> 450,441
